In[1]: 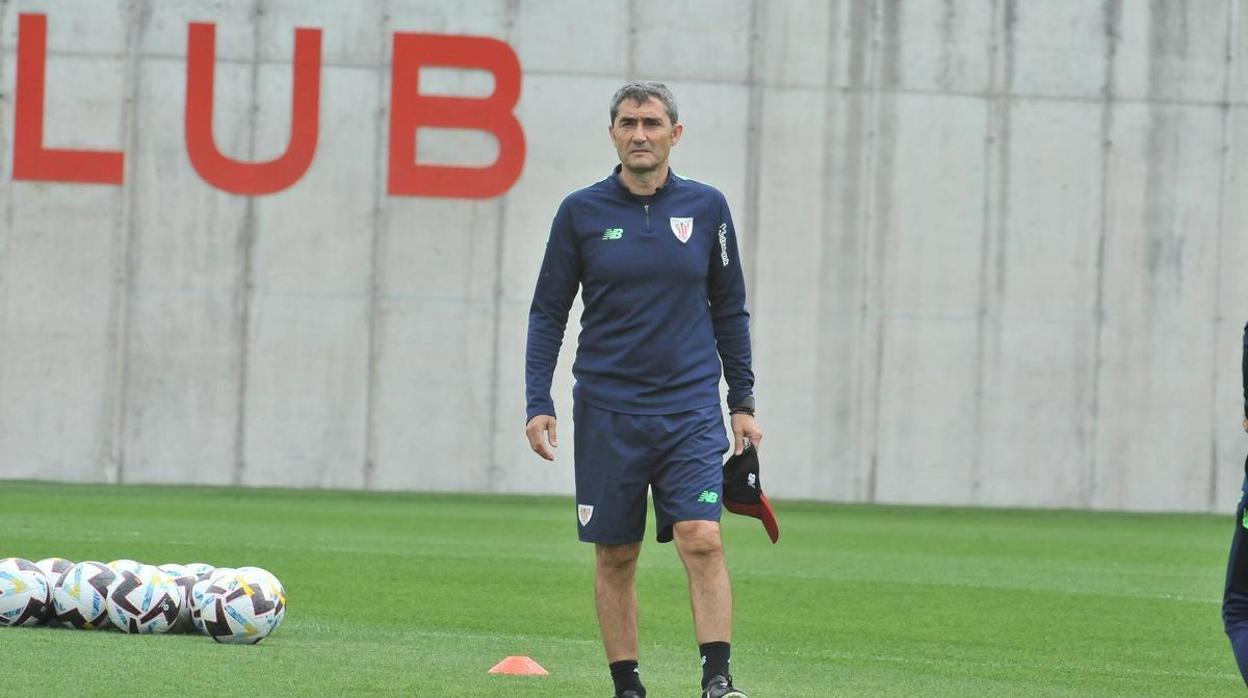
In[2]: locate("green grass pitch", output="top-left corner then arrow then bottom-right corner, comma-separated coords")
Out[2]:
0,480 -> 1239,696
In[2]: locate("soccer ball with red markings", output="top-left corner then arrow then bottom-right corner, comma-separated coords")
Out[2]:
0,557 -> 51,627
106,566 -> 182,634
167,572 -> 199,633
201,568 -> 286,644
107,559 -> 144,575
187,576 -> 216,634
235,566 -> 285,598
35,558 -> 73,585
183,562 -> 215,578
35,558 -> 74,622
185,566 -> 235,634
52,561 -> 115,629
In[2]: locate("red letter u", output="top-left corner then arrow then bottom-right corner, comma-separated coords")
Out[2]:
185,23 -> 321,195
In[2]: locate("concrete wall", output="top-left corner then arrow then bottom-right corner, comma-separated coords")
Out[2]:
0,0 -> 1245,512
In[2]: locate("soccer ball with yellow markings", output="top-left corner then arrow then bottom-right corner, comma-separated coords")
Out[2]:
0,558 -> 51,627
52,561 -> 115,629
106,565 -> 182,634
201,568 -> 286,644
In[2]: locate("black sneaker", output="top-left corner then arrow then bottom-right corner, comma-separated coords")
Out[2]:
617,692 -> 643,698
702,675 -> 748,698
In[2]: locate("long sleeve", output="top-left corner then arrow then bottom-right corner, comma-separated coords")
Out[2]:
706,194 -> 754,407
525,201 -> 581,421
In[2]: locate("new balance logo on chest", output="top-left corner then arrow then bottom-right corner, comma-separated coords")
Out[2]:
602,228 -> 623,240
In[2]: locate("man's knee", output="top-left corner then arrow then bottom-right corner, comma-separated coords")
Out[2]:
596,542 -> 641,573
673,520 -> 724,560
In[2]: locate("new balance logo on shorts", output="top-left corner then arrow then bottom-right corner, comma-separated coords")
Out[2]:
697,491 -> 718,504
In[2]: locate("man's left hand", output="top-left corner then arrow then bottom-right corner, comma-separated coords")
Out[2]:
730,413 -> 762,455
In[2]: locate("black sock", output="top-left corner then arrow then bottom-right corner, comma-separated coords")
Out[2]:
610,660 -> 645,696
700,641 -> 731,689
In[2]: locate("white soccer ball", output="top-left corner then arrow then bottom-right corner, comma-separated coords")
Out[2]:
201,569 -> 286,644
35,558 -> 73,584
34,558 -> 74,622
158,563 -> 191,578
234,566 -> 285,596
159,563 -> 200,631
0,557 -> 51,627
107,559 -> 144,575
188,577 -> 218,634
106,566 -> 182,634
52,561 -> 115,629
184,562 -> 215,578
185,571 -> 239,636
167,572 -> 199,634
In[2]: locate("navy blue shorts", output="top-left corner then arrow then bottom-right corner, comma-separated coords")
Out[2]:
572,400 -> 730,544
1225,453 -> 1248,623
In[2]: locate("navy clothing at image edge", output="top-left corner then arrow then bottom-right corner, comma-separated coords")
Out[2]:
525,165 -> 753,421
1223,320 -> 1248,686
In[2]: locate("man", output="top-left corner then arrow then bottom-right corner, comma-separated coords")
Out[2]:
1223,320 -> 1248,684
525,82 -> 761,698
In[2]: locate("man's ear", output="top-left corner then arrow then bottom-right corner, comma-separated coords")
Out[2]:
671,123 -> 683,146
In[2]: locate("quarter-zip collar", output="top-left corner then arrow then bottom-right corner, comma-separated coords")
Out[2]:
610,164 -> 681,201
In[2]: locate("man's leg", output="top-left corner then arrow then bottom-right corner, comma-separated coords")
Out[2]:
674,519 -> 748,697
577,402 -> 653,696
1224,471 -> 1248,685
672,520 -> 732,644
596,542 -> 643,662
653,404 -> 745,695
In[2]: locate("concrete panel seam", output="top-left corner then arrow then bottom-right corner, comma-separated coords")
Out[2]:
1086,0 -> 1122,508
102,0 -> 151,485
972,0 -> 1007,504
231,0 -> 264,487
361,4 -> 392,491
866,0 -> 905,503
841,0 -> 875,501
486,0 -> 520,490
982,0 -> 1018,501
0,2 -> 8,466
855,0 -> 884,503
742,0 -> 764,315
627,0 -> 637,79
0,0 -> 9,359
1208,0 -> 1239,509
814,0 -> 843,497
0,0 -> 7,118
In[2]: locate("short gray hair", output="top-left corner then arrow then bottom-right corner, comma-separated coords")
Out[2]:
609,82 -> 678,125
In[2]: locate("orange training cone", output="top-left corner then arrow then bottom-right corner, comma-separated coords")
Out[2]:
488,655 -> 550,675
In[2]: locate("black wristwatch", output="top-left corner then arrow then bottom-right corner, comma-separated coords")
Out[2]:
729,395 -> 755,416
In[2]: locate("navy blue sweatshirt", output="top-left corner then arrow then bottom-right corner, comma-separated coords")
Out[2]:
526,166 -> 753,420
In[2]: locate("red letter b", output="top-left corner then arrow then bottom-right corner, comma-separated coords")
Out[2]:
388,34 -> 525,199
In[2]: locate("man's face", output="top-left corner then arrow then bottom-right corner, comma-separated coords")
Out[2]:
609,97 -> 682,175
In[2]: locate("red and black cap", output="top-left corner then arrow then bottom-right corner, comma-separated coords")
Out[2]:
722,445 -> 779,543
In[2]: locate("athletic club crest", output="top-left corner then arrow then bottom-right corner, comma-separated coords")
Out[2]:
578,504 -> 594,526
670,217 -> 694,244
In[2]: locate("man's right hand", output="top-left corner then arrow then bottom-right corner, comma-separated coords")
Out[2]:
526,415 -> 558,461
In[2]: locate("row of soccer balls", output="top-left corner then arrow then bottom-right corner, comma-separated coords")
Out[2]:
0,556 -> 286,644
